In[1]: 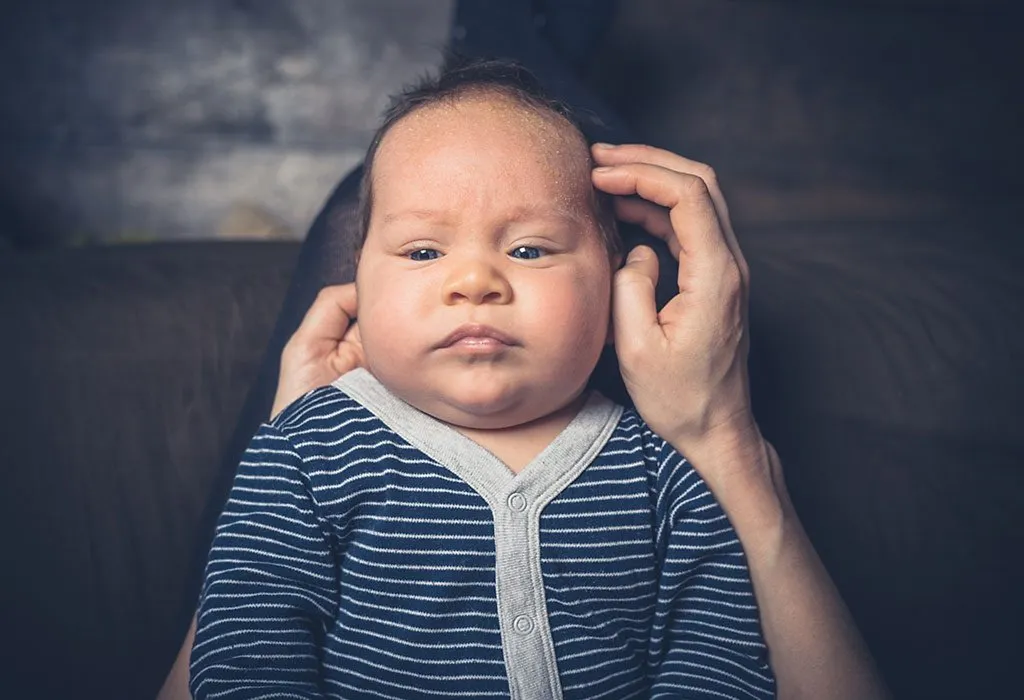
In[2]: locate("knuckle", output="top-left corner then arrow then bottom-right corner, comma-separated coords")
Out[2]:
696,163 -> 717,185
680,173 -> 710,198
739,259 -> 751,284
616,267 -> 655,290
722,262 -> 743,291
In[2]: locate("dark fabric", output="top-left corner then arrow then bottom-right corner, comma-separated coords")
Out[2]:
451,0 -> 630,144
741,221 -> 1024,699
0,242 -> 299,700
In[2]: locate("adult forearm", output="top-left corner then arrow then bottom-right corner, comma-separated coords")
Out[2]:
156,617 -> 196,700
674,423 -> 891,700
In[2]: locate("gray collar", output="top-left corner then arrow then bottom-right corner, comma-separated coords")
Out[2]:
332,368 -> 622,511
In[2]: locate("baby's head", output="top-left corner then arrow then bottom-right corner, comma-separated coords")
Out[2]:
355,58 -> 620,430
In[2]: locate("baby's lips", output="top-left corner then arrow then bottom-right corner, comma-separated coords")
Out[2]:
436,323 -> 518,348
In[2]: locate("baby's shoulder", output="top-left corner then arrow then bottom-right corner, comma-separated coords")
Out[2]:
264,385 -> 416,498
610,407 -> 707,498
611,407 -> 682,458
270,384 -> 383,447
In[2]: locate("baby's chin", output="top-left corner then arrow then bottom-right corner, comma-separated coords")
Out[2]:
415,386 -> 537,430
384,375 -> 546,430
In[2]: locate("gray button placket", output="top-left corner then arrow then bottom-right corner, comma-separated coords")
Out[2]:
491,480 -> 555,699
334,370 -> 622,700
487,410 -> 620,700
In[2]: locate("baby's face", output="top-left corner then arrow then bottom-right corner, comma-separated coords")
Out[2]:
356,94 -> 613,430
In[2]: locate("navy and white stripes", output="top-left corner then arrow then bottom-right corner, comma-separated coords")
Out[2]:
191,371 -> 774,699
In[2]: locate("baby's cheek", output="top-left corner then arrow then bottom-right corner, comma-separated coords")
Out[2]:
359,321 -> 409,386
361,293 -> 429,361
361,311 -> 402,353
354,299 -> 397,357
575,284 -> 614,347
533,281 -> 607,342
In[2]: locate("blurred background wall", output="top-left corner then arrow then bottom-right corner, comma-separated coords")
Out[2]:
585,0 -> 1021,234
1,0 -> 1018,248
0,0 -> 452,247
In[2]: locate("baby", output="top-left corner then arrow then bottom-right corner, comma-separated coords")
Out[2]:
190,59 -> 775,700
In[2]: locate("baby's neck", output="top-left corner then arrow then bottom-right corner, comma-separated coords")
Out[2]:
452,393 -> 588,474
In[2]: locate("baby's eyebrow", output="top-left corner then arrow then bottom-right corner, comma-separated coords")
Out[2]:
504,204 -> 586,226
381,209 -> 454,226
381,205 -> 586,228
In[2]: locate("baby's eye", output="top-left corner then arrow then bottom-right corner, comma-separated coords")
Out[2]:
509,246 -> 544,260
408,248 -> 441,261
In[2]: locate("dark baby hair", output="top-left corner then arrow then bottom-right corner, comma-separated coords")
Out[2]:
356,55 -> 620,257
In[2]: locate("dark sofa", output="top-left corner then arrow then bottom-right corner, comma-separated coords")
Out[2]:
0,242 -> 299,698
2,211 -> 1023,699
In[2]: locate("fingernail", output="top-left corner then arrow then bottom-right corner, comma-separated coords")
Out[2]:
627,246 -> 648,261
593,166 -> 613,173
593,142 -> 614,149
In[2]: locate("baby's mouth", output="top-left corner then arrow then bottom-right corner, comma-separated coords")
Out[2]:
436,324 -> 518,350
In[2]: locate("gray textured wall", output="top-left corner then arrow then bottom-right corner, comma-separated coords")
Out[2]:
0,0 -> 452,245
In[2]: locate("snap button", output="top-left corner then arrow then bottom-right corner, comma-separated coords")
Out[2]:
507,492 -> 528,512
512,614 -> 534,635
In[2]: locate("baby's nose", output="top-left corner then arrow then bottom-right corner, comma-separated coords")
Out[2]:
441,259 -> 513,305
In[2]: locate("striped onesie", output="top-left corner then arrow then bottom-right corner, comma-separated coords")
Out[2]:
191,368 -> 775,699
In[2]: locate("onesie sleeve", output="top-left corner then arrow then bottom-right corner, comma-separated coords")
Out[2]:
190,422 -> 338,700
645,432 -> 776,699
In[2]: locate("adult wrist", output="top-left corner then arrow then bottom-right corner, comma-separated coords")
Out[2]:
668,409 -> 766,484
672,415 -> 796,562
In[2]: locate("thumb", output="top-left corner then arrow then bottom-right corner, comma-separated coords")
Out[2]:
612,245 -> 661,353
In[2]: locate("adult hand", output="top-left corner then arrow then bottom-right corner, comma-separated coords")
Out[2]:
592,143 -> 756,461
271,283 -> 364,419
595,144 -> 891,699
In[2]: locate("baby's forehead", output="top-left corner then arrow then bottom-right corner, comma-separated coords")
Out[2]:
396,93 -> 590,163
382,96 -> 594,195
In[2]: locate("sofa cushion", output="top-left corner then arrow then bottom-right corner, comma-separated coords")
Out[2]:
0,241 -> 299,699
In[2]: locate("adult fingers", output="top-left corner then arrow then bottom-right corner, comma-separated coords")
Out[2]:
342,320 -> 361,345
290,283 -> 358,347
594,142 -> 711,175
612,197 -> 679,258
593,162 -> 730,291
611,245 -> 662,360
333,324 -> 366,375
594,144 -> 724,214
594,143 -> 748,282
338,322 -> 365,369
